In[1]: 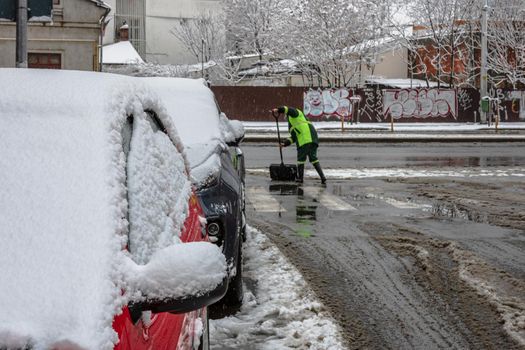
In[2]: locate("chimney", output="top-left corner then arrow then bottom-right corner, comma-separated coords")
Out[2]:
119,23 -> 129,41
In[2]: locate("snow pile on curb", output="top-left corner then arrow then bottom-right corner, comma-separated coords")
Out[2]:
210,226 -> 345,350
248,167 -> 525,179
242,121 -> 525,132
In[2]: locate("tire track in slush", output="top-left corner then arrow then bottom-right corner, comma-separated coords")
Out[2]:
463,239 -> 525,280
252,218 -> 470,349
327,236 -> 467,349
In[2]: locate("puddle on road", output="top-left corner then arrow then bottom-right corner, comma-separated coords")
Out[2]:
269,183 -> 300,195
269,184 -> 320,238
296,189 -> 318,238
430,201 -> 489,224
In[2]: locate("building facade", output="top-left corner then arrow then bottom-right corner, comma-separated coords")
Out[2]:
0,0 -> 109,71
108,0 -> 221,65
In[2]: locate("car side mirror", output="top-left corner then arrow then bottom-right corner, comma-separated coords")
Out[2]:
124,242 -> 228,322
226,135 -> 244,147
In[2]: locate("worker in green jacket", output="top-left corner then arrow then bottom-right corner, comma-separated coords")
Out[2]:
272,106 -> 326,184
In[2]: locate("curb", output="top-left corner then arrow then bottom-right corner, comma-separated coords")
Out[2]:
243,134 -> 525,143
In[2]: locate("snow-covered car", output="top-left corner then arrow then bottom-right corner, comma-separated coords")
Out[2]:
0,69 -> 228,350
142,77 -> 246,309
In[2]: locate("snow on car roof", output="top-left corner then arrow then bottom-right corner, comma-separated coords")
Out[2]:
0,69 -> 188,349
140,77 -> 222,146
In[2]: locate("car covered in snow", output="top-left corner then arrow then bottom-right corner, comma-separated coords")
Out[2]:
142,77 -> 246,310
0,69 -> 228,350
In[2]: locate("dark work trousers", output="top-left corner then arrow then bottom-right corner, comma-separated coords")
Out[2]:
297,143 -> 319,165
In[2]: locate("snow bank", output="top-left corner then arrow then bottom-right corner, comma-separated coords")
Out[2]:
243,121 -> 525,132
248,167 -> 525,179
0,69 -> 190,350
211,226 -> 345,350
448,243 -> 525,346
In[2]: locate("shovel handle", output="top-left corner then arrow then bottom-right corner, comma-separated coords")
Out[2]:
272,110 -> 285,165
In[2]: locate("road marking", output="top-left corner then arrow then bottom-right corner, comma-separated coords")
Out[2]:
247,187 -> 287,213
302,187 -> 357,211
366,193 -> 431,209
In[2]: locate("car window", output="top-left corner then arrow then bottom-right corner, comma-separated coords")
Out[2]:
122,116 -> 133,158
126,110 -> 191,264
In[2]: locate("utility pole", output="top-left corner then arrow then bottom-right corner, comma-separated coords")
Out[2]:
201,38 -> 205,78
480,0 -> 489,123
16,0 -> 28,68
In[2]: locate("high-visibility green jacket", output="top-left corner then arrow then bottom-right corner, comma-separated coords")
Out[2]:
278,106 -> 318,147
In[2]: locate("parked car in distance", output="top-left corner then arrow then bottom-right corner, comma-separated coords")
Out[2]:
0,69 -> 227,350
142,77 -> 246,310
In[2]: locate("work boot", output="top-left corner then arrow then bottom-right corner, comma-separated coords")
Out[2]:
296,164 -> 304,183
313,162 -> 326,184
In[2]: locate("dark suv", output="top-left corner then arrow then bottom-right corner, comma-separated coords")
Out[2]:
143,77 -> 246,309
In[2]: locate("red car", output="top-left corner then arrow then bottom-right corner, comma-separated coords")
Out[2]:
113,194 -> 225,350
0,69 -> 227,350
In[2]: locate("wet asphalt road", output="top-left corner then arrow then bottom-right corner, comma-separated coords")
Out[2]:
243,143 -> 525,349
243,142 -> 525,169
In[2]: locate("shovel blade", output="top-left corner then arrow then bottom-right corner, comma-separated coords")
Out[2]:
269,163 -> 297,181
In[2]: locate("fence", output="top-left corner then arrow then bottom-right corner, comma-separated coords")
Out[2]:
211,86 -> 525,122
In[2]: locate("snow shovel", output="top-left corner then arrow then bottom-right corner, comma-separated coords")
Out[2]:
269,111 -> 297,181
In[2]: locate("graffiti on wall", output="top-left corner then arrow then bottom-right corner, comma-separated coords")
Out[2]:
360,88 -> 383,122
488,87 -> 525,121
211,86 -> 525,122
509,91 -> 525,120
458,88 -> 473,111
383,89 -> 458,119
304,89 -> 352,119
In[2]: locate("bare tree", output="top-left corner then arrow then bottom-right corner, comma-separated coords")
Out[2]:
170,10 -> 251,84
406,0 -> 481,87
274,0 -> 394,88
170,11 -> 225,66
487,0 -> 525,88
222,0 -> 284,60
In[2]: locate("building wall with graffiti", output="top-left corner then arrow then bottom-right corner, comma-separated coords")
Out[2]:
304,89 -> 353,120
304,87 -> 524,122
383,89 -> 458,120
212,85 -> 525,122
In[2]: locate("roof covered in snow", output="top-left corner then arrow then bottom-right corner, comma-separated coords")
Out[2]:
103,41 -> 144,64
238,59 -> 301,77
365,77 -> 448,89
89,0 -> 111,9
